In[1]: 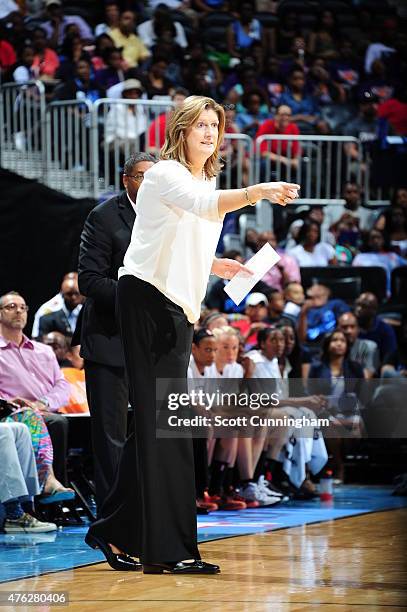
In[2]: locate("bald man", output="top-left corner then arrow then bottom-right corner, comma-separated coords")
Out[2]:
37,276 -> 84,338
32,272 -> 78,337
337,312 -> 379,378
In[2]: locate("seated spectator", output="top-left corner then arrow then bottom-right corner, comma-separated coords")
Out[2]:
270,10 -> 300,59
37,276 -> 84,338
0,28 -> 16,77
31,27 -> 59,80
283,282 -> 305,324
354,292 -> 397,363
330,38 -> 362,100
279,36 -> 308,78
182,41 -> 222,95
287,219 -> 337,267
298,284 -> 350,349
53,58 -> 103,103
95,2 -> 120,38
279,68 -> 320,132
0,422 -> 56,533
279,323 -> 310,380
108,10 -> 150,69
352,229 -> 407,294
235,90 -> 269,138
343,91 -> 379,165
137,4 -> 188,50
258,231 -> 300,291
256,104 -> 301,173
41,0 -> 94,48
266,289 -> 287,325
261,56 -> 284,108
94,47 -> 126,91
307,57 -> 346,107
359,58 -> 397,105
381,320 -> 407,378
141,54 -> 173,99
104,79 -> 147,153
231,292 -> 270,350
323,182 -> 376,237
147,87 -> 188,152
42,332 -> 88,414
55,34 -> 90,82
377,86 -> 407,136
0,291 -> 71,488
307,9 -> 338,60
91,33 -> 115,71
308,329 -> 364,482
337,312 -> 380,379
383,206 -> 407,257
12,44 -> 35,83
227,2 -> 265,60
223,62 -> 268,109
285,206 -> 335,250
32,272 -> 78,338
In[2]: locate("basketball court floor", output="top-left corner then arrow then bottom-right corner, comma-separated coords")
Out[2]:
1,485 -> 406,611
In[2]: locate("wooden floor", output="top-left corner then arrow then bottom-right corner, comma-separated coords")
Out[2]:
2,509 -> 407,611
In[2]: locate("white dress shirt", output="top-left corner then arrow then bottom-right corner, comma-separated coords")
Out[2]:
119,160 -> 223,323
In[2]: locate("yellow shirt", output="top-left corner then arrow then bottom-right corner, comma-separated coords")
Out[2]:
108,28 -> 150,67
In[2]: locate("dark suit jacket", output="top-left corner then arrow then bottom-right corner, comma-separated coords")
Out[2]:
307,359 -> 364,396
38,309 -> 74,338
77,191 -> 135,367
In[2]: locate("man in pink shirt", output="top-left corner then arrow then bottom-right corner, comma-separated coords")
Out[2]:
0,291 -> 70,486
256,104 -> 301,172
257,231 -> 301,291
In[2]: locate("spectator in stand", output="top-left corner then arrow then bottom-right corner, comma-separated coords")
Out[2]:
287,219 -> 337,267
3,10 -> 30,55
0,24 -> 16,76
282,282 -> 305,324
352,229 -> 407,294
227,2 -> 265,60
307,9 -> 338,60
55,34 -> 90,82
279,68 -> 320,133
377,85 -> 407,136
279,36 -> 308,78
147,87 -> 188,152
358,58 -> 397,105
141,54 -> 173,99
94,47 -> 126,91
53,58 -> 103,103
42,0 -> 94,49
337,312 -> 379,379
382,206 -> 407,257
266,290 -> 286,325
37,276 -> 84,338
330,38 -> 362,100
104,79 -> 147,155
223,61 -> 268,109
298,284 -> 350,349
11,44 -> 35,83
108,10 -> 150,69
30,27 -> 59,80
308,330 -> 364,483
261,56 -> 284,108
231,292 -> 271,350
0,422 -> 57,533
270,10 -> 300,58
354,292 -> 397,363
31,272 -> 77,338
182,41 -> 222,95
343,91 -> 379,167
235,90 -> 269,138
218,104 -> 250,186
257,231 -> 301,291
256,104 -> 300,174
91,33 -> 115,71
307,58 -> 346,107
0,291 -> 71,487
137,4 -> 188,50
95,2 -> 120,38
323,182 -> 375,237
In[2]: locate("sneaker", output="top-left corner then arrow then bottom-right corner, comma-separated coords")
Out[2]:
257,476 -> 289,502
4,513 -> 57,533
197,498 -> 218,512
204,492 -> 221,504
217,494 -> 247,511
241,480 -> 281,507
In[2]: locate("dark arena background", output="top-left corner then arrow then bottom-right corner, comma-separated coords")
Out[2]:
1,0 -> 407,610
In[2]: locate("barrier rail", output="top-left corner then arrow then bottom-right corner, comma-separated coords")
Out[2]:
0,80 -> 46,180
0,84 -> 392,206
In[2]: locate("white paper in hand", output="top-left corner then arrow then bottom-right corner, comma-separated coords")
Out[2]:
224,243 -> 281,306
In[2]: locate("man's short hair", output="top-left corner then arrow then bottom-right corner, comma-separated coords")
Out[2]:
0,291 -> 22,308
123,153 -> 157,175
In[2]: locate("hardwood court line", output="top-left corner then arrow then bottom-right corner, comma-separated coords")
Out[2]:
1,506 -> 405,586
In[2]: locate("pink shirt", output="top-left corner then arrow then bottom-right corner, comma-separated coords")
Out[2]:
0,335 -> 70,412
261,251 -> 301,291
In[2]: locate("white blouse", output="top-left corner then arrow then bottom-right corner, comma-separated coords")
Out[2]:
119,160 -> 224,323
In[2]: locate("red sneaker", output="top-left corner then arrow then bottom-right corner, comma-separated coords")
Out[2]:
204,491 -> 221,504
217,495 -> 247,511
197,498 -> 218,512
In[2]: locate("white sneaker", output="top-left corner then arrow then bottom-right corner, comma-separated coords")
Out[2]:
240,482 -> 281,507
257,476 -> 288,503
4,512 -> 57,533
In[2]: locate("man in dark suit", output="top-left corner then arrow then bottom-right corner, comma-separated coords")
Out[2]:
37,276 -> 84,338
77,152 -> 156,512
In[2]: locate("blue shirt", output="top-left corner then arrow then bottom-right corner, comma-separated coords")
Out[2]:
307,299 -> 350,342
359,317 -> 397,362
279,90 -> 320,118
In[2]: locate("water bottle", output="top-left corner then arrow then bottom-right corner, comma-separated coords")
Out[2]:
319,470 -> 334,501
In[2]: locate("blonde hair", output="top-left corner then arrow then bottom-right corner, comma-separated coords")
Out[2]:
160,95 -> 225,179
212,326 -> 240,340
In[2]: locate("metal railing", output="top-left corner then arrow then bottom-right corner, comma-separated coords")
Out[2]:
0,81 -> 393,206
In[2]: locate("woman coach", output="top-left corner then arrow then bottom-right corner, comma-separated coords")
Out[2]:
86,95 -> 300,574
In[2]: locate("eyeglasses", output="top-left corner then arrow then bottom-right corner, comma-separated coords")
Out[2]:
124,173 -> 144,182
0,303 -> 29,312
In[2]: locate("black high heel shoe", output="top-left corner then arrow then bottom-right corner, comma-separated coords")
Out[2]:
85,532 -> 141,571
142,560 -> 220,574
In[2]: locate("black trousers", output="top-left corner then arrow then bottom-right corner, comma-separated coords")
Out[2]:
84,360 -> 128,512
43,413 -> 68,486
88,275 -> 199,564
